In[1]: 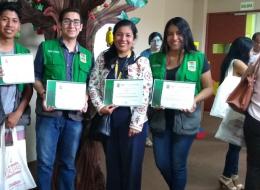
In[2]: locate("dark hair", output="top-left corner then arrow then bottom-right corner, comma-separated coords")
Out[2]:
252,32 -> 260,41
59,8 -> 82,23
0,2 -> 21,20
148,32 -> 162,45
103,19 -> 138,69
161,17 -> 196,54
220,37 -> 253,83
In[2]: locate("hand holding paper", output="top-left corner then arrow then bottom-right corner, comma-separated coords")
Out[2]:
46,80 -> 87,110
151,79 -> 196,110
103,79 -> 144,106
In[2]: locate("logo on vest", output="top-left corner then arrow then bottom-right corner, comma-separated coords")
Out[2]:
187,61 -> 196,72
47,50 -> 60,54
80,53 -> 87,63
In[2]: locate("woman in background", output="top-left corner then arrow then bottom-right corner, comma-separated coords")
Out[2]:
218,37 -> 253,190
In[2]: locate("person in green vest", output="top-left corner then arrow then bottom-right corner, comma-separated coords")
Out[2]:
33,8 -> 92,190
0,3 -> 33,141
0,2 -> 33,188
149,17 -> 213,190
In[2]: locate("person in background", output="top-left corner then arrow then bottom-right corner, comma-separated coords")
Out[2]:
88,19 -> 153,190
243,48 -> 260,190
0,2 -> 32,138
140,32 -> 162,58
217,37 -> 253,190
33,8 -> 92,190
249,32 -> 260,64
149,17 -> 213,190
140,32 -> 162,147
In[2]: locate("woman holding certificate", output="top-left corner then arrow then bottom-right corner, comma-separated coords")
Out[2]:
88,19 -> 153,190
149,17 -> 213,190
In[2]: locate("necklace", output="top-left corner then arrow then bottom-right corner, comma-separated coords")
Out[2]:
114,53 -> 131,79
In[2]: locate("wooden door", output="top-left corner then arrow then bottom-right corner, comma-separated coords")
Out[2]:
204,12 -> 246,111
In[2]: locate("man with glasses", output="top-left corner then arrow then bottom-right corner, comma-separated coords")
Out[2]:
33,8 -> 92,190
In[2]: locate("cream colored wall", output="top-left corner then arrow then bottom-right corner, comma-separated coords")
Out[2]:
130,0 -> 196,54
192,0 -> 208,52
129,0 -> 165,54
164,0 -> 194,27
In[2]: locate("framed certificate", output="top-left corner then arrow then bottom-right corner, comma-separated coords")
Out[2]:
46,80 -> 86,110
103,79 -> 144,106
0,54 -> 35,85
151,79 -> 195,110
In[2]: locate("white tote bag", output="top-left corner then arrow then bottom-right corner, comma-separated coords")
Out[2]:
210,60 -> 241,118
215,107 -> 245,146
0,125 -> 36,190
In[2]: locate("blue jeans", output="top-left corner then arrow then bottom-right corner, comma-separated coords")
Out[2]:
223,143 -> 241,177
36,115 -> 83,190
153,128 -> 195,190
244,113 -> 260,190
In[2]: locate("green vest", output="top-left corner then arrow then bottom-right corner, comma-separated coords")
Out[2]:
41,40 -> 92,84
149,51 -> 205,95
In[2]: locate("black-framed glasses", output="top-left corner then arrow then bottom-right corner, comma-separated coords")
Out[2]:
62,19 -> 81,27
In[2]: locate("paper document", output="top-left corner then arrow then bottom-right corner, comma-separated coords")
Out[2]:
46,80 -> 86,110
151,79 -> 195,110
104,79 -> 144,106
0,54 -> 35,84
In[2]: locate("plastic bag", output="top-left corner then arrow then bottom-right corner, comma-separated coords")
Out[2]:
0,124 -> 36,190
214,107 -> 245,146
210,75 -> 240,118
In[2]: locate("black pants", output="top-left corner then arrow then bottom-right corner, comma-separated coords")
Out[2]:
243,113 -> 260,190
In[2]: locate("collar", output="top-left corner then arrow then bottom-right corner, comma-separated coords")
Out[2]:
59,38 -> 80,53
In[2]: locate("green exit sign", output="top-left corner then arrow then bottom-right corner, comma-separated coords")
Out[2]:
240,2 -> 254,10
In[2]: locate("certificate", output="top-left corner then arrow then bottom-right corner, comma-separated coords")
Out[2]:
103,79 -> 144,106
0,54 -> 35,84
46,80 -> 86,110
151,79 -> 195,110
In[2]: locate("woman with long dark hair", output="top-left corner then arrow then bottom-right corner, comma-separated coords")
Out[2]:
149,17 -> 213,190
217,37 -> 253,190
88,19 -> 153,190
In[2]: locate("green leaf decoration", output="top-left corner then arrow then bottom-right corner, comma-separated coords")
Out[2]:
117,11 -> 141,24
35,3 -> 44,11
117,11 -> 129,20
130,17 -> 140,24
125,0 -> 148,8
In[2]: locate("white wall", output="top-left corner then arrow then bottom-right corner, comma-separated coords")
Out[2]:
18,23 -> 44,162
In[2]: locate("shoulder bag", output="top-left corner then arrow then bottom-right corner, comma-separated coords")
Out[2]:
227,58 -> 260,113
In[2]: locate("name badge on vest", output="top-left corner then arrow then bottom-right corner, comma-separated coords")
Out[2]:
80,53 -> 87,63
188,61 -> 196,72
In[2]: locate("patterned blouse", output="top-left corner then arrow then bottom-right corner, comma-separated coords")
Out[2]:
88,51 -> 153,131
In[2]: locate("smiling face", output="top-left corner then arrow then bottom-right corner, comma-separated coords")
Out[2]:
150,36 -> 162,52
113,25 -> 135,57
166,24 -> 184,52
60,11 -> 82,40
0,10 -> 20,40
